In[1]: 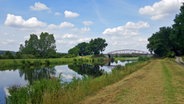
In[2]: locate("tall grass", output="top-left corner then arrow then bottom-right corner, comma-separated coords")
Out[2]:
8,78 -> 61,104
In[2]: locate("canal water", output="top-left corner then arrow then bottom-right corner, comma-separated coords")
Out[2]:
0,60 -> 132,104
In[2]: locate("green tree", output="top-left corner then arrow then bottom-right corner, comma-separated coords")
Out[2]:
20,34 -> 39,56
68,38 -> 108,56
68,47 -> 79,56
68,42 -> 91,56
15,52 -> 22,59
2,51 -> 15,59
19,32 -> 56,58
39,32 -> 56,58
147,27 -> 173,57
77,42 -> 91,56
89,38 -> 108,55
171,3 -> 184,55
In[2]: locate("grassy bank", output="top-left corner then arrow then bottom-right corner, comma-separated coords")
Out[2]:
0,56 -> 107,70
8,59 -> 150,104
79,59 -> 184,104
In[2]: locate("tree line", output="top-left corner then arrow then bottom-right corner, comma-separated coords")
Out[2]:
0,32 -> 108,59
147,3 -> 184,57
68,38 -> 108,56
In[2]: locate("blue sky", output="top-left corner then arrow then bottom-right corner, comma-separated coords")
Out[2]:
0,0 -> 183,53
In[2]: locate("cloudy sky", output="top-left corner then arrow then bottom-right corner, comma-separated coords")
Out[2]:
0,0 -> 183,53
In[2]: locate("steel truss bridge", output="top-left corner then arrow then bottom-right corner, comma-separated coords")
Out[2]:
107,49 -> 150,56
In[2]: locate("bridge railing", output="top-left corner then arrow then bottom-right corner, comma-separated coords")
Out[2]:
107,49 -> 150,55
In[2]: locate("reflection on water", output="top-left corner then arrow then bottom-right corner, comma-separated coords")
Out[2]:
0,70 -> 28,104
0,70 -> 28,87
109,60 -> 132,66
68,64 -> 104,77
0,60 -> 132,104
54,65 -> 82,82
102,60 -> 133,73
19,67 -> 56,84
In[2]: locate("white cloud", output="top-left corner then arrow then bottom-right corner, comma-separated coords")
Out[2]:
47,22 -> 74,29
102,21 -> 150,52
60,22 -> 74,28
23,35 -> 30,40
82,21 -> 93,26
139,0 -> 183,20
103,21 -> 149,36
4,14 -> 46,28
81,27 -> 90,32
64,10 -> 79,18
77,38 -> 91,43
62,33 -> 77,39
104,35 -> 149,53
0,39 -> 15,45
55,12 -> 61,16
56,33 -> 91,51
47,24 -> 58,29
30,2 -> 50,11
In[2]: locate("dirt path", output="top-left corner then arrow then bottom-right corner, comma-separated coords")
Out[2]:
175,57 -> 184,65
79,59 -> 184,104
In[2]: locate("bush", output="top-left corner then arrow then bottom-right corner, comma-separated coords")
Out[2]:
63,54 -> 76,58
167,51 -> 175,58
114,65 -> 122,70
45,60 -> 50,66
21,60 -> 26,64
8,79 -> 61,104
138,56 -> 150,61
8,86 -> 29,104
21,54 -> 36,59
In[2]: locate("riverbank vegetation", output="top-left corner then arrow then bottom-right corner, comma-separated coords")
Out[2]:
0,58 -> 72,69
0,55 -> 108,70
7,59 -> 150,104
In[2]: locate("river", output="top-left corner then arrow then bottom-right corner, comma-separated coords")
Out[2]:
0,60 -> 132,104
